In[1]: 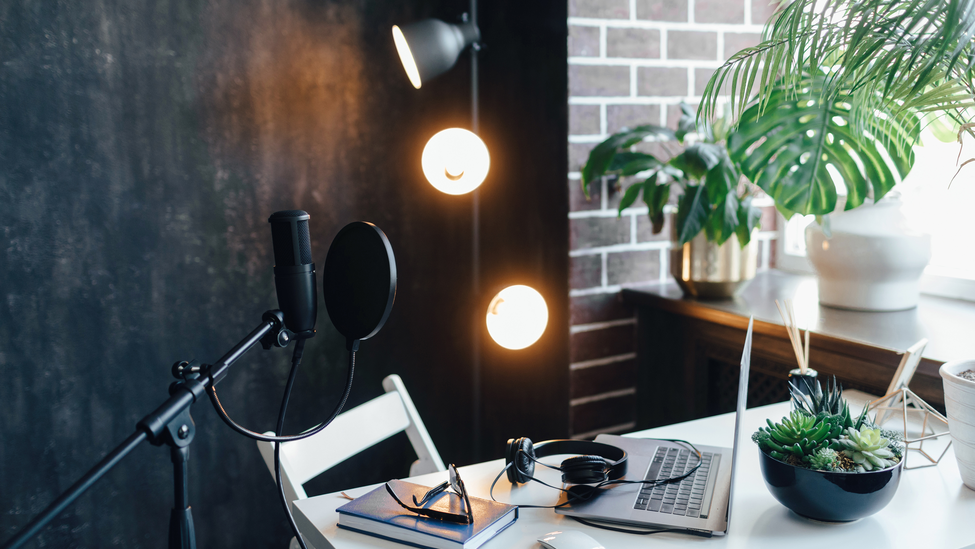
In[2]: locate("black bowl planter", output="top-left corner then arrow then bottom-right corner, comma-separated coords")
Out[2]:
758,450 -> 903,522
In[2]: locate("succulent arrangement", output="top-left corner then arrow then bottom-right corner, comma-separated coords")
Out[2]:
753,377 -> 904,473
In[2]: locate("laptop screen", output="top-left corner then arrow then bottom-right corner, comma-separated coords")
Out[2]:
724,316 -> 753,531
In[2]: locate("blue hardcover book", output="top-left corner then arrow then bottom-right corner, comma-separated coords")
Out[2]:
336,479 -> 518,549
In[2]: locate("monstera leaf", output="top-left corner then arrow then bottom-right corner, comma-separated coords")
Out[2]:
728,76 -> 919,218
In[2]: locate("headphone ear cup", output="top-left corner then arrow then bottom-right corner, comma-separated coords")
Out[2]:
505,437 -> 535,484
560,455 -> 610,485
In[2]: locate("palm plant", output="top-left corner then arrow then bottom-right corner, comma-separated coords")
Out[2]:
699,0 -> 975,218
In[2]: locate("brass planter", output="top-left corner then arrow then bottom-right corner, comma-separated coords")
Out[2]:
669,229 -> 757,299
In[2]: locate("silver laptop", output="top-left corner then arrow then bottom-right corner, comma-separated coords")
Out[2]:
556,317 -> 753,537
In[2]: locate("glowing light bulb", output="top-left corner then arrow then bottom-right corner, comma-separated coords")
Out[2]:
392,26 -> 422,89
486,285 -> 548,350
421,128 -> 490,195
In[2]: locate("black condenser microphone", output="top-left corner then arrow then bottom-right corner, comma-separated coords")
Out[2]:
268,210 -> 318,339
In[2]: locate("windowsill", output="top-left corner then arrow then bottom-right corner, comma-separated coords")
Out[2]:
620,269 -> 975,365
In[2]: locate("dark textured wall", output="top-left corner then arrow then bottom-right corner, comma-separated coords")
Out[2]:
0,1 -> 567,547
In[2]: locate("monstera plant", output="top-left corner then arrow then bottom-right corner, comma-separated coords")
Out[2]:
699,0 -> 975,220
581,105 -> 762,247
726,74 -> 920,219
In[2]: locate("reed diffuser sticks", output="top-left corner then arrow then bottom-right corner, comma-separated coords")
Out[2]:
775,299 -> 810,373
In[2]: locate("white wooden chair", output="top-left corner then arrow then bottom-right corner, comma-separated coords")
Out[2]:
257,374 -> 445,549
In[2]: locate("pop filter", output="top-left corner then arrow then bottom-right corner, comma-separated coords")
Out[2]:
323,222 -> 397,349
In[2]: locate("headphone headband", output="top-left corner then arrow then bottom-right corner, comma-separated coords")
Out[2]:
532,440 -> 627,474
504,437 -> 628,485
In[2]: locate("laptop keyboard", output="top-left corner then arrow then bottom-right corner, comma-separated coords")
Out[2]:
633,446 -> 715,518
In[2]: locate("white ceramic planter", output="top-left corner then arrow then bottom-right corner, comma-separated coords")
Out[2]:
805,194 -> 931,311
940,359 -> 975,491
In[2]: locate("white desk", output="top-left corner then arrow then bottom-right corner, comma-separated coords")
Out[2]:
294,400 -> 975,549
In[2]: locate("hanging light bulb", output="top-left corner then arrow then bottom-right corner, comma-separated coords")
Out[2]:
486,285 -> 548,350
422,128 -> 490,195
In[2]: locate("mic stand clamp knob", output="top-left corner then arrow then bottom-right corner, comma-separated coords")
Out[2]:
260,327 -> 293,350
258,310 -> 292,350
172,360 -> 205,380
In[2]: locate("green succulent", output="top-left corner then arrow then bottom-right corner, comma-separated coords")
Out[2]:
790,376 -> 870,430
880,429 -> 905,459
790,376 -> 845,416
753,411 -> 840,462
833,427 -> 899,472
807,447 -> 841,472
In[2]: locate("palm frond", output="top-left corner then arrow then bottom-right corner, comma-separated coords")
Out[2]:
700,0 -> 975,136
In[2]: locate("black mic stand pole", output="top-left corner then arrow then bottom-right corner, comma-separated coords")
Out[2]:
1,310 -> 292,549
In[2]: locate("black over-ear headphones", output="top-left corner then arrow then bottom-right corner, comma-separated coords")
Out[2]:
505,438 -> 627,485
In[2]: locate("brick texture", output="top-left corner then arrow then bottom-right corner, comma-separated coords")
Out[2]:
572,393 -> 636,434
607,28 -> 660,59
666,103 -> 684,128
570,324 -> 635,363
636,213 -> 671,242
570,65 -> 630,97
570,255 -> 602,289
569,178 -> 601,212
569,25 -> 600,57
570,216 -> 630,250
569,142 -> 596,172
695,67 -> 716,96
668,31 -> 718,60
570,104 -> 601,135
724,32 -> 763,58
607,250 -> 661,285
635,0 -> 688,22
570,0 -> 629,19
759,204 -> 777,232
570,293 -> 632,325
571,359 -> 637,399
695,0 -> 745,24
637,67 -> 687,97
752,0 -> 783,24
607,104 -> 660,133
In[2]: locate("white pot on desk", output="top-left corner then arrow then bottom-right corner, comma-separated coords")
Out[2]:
941,359 -> 975,490
805,194 -> 931,311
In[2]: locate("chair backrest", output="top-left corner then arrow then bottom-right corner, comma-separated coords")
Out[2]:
257,374 -> 445,507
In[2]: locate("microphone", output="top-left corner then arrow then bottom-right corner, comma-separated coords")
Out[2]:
268,210 -> 318,340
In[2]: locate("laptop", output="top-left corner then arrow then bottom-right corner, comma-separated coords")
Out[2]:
556,316 -> 753,537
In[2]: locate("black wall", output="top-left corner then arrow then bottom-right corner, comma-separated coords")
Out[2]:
0,1 -> 568,547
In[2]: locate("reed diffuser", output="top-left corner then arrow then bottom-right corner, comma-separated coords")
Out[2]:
775,299 -> 818,397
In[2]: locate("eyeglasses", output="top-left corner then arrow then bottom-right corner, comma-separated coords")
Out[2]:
385,463 -> 474,524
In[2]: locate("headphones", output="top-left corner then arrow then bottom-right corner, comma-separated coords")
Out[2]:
504,437 -> 627,485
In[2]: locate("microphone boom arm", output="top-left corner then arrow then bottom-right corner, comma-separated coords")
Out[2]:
1,310 -> 289,549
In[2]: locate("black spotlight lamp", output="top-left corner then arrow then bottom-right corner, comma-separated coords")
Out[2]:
392,18 -> 480,89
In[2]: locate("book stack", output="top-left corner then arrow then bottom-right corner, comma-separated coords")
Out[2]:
337,479 -> 518,549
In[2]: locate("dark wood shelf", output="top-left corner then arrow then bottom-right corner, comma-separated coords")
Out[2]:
620,270 -> 975,428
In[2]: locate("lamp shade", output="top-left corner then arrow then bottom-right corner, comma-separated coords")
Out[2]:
421,128 -> 490,195
392,19 -> 480,89
486,285 -> 548,350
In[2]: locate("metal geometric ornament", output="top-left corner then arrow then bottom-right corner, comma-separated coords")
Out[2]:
868,388 -> 951,469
